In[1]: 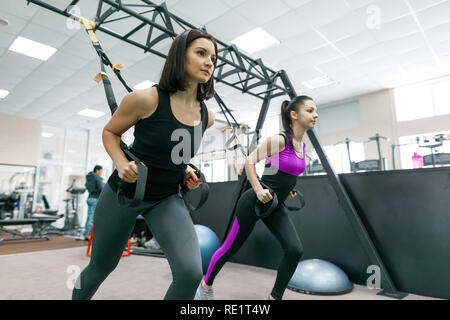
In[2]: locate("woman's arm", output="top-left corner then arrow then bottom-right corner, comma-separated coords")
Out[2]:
244,135 -> 285,203
102,87 -> 158,183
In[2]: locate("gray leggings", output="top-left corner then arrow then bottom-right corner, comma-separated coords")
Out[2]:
72,184 -> 202,300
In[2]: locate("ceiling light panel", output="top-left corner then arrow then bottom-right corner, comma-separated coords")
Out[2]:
0,89 -> 10,99
78,108 -> 105,119
9,36 -> 57,61
231,28 -> 280,54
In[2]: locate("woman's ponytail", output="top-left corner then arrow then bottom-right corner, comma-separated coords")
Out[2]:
280,100 -> 294,148
280,96 -> 314,148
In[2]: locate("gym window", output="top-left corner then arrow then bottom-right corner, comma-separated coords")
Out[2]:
394,76 -> 450,122
322,143 -> 365,174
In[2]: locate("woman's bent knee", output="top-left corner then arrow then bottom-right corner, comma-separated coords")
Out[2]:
286,245 -> 303,262
176,264 -> 203,288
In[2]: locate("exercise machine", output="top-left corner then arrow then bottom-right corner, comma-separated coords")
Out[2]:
391,133 -> 450,169
43,180 -> 85,238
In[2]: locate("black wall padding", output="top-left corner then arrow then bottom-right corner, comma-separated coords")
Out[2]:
339,168 -> 450,299
192,168 -> 450,299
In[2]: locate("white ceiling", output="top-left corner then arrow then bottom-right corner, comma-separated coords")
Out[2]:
1,0 -> 450,132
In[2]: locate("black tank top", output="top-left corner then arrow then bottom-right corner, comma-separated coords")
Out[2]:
107,86 -> 209,201
261,169 -> 297,206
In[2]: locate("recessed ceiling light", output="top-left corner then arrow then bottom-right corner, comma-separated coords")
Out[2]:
42,132 -> 54,138
302,75 -> 338,90
0,17 -> 9,27
0,89 -> 9,99
231,28 -> 280,54
9,36 -> 57,61
133,80 -> 156,90
78,108 -> 105,119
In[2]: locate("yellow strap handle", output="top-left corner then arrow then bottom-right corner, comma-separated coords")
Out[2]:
93,65 -> 124,83
79,17 -> 98,44
222,124 -> 248,133
221,126 -> 233,133
93,72 -> 109,83
112,64 -> 124,71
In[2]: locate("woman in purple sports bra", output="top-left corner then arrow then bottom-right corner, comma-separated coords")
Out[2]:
197,96 -> 318,300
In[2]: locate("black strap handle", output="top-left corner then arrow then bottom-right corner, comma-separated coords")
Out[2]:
116,144 -> 148,208
254,181 -> 279,219
180,164 -> 210,212
225,132 -> 246,156
255,182 -> 307,218
283,188 -> 306,212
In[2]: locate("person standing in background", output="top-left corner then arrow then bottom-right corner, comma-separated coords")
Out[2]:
84,165 -> 104,241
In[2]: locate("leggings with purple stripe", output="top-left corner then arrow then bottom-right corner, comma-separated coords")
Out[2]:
204,188 -> 303,300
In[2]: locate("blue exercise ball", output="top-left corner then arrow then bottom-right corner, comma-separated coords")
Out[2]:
194,225 -> 220,274
288,259 -> 353,295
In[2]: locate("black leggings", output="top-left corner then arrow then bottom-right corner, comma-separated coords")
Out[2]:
203,188 -> 303,300
72,184 -> 203,300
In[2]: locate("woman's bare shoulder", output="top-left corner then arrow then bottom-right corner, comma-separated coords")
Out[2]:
123,87 -> 158,119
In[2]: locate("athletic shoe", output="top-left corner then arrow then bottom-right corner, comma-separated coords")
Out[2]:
196,281 -> 214,300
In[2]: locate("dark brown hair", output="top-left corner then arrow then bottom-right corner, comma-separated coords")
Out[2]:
159,29 -> 218,101
281,96 -> 314,148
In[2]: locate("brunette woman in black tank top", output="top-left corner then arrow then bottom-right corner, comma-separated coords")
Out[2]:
72,29 -> 217,300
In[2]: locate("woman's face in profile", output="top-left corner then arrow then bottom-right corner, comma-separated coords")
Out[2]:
184,37 -> 216,84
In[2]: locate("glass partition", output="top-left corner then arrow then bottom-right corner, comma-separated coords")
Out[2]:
40,126 -> 65,162
65,128 -> 88,165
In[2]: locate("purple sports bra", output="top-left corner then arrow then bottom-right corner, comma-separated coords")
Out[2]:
265,134 -> 306,177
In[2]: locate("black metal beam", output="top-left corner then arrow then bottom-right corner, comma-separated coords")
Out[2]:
26,0 -> 289,99
96,0 -> 284,94
64,0 -> 81,13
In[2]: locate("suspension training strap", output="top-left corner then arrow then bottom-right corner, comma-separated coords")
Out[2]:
80,17 -> 147,208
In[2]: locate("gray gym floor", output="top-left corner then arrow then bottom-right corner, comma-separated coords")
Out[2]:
0,247 -> 439,300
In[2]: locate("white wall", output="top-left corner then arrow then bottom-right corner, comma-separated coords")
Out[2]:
0,114 -> 41,166
304,89 -> 396,170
